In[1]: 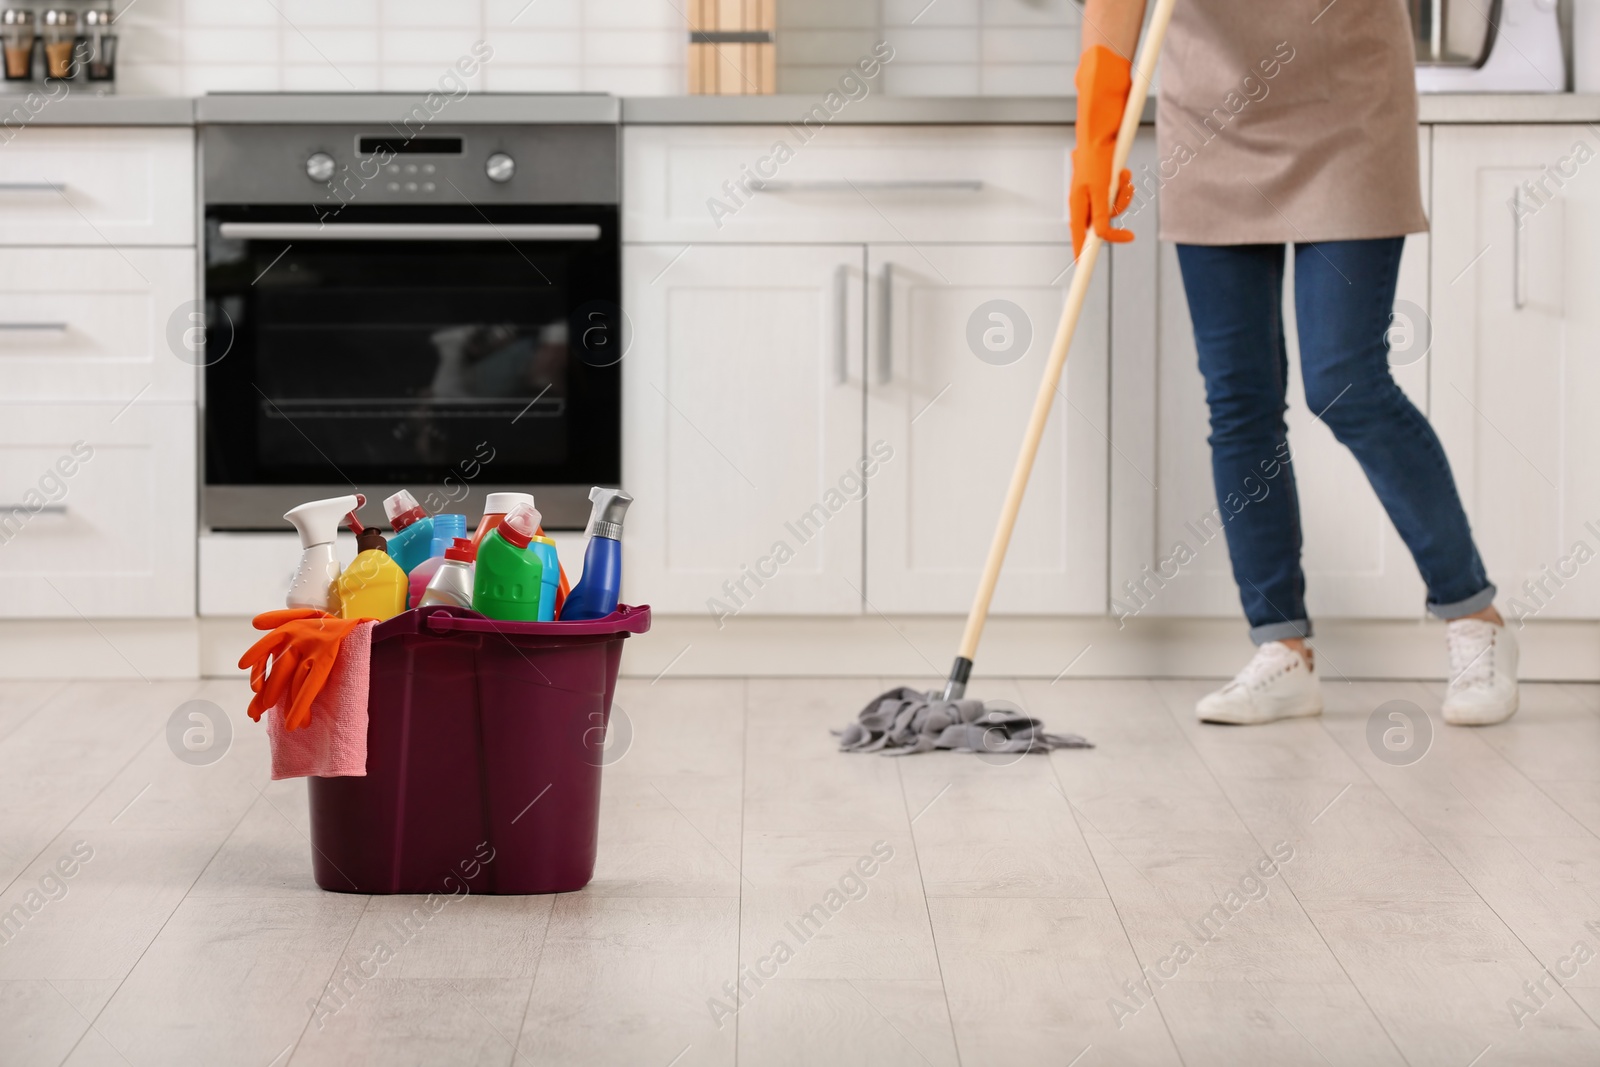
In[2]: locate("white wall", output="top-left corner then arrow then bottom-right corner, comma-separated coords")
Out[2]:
109,0 -> 1082,98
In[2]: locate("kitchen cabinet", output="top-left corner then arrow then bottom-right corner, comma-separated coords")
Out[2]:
0,128 -> 197,620
622,243 -> 866,616
0,248 -> 198,403
865,243 -> 1108,613
0,402 -> 195,618
623,125 -> 1072,246
1430,125 -> 1600,620
622,124 -> 1110,619
1110,130 -> 1434,622
0,127 -> 195,247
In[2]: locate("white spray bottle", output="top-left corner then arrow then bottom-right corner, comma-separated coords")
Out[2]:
284,493 -> 362,612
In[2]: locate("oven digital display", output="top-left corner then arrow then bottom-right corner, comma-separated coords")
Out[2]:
358,136 -> 465,156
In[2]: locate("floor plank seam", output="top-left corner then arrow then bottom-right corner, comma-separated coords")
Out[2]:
1148,680 -> 1416,1067
894,756 -> 965,1067
54,771 -> 263,1067
1043,676 -> 1196,1066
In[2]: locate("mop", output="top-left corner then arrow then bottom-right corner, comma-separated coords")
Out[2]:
839,0 -> 1179,756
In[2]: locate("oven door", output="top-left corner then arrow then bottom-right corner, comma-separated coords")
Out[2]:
202,204 -> 620,529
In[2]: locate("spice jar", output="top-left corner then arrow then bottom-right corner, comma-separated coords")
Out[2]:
1,9 -> 37,82
41,8 -> 76,81
82,7 -> 114,81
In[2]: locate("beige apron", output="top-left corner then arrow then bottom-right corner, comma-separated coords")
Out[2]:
1155,0 -> 1428,245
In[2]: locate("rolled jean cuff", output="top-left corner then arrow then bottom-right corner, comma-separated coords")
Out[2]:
1249,619 -> 1313,645
1428,583 -> 1497,620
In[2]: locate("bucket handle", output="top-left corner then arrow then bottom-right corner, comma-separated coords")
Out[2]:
413,604 -> 651,638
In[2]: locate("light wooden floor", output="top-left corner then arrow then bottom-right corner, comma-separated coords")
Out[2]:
3,676 -> 1600,1066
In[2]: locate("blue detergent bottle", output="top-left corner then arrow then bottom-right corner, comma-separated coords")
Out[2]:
382,490 -> 434,574
560,487 -> 632,621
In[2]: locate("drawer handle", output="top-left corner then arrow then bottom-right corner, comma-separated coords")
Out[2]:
0,322 -> 68,331
0,503 -> 66,515
0,182 -> 66,192
750,179 -> 984,194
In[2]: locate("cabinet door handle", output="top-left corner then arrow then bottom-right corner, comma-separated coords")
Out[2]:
0,322 -> 68,331
751,179 -> 983,194
877,263 -> 894,385
0,182 -> 65,192
0,503 -> 66,514
833,264 -> 849,386
1511,188 -> 1527,311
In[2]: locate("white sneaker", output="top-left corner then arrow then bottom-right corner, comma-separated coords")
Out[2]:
1442,618 -> 1519,725
1196,641 -> 1324,725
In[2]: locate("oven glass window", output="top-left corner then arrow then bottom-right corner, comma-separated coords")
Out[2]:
204,206 -> 620,493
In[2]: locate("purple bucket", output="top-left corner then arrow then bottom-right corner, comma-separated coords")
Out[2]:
306,603 -> 650,894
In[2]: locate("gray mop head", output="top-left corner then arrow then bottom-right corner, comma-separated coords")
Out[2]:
835,686 -> 1094,756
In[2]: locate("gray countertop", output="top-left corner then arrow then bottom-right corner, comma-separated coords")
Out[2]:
0,92 -> 194,125
2,92 -> 1597,127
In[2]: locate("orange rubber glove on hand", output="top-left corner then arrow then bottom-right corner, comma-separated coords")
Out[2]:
239,609 -> 368,731
1070,44 -> 1136,260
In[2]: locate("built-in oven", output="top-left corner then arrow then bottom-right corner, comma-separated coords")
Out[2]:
199,114 -> 620,530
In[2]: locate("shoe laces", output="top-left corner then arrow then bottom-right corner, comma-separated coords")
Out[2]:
1447,620 -> 1497,691
1226,642 -> 1304,693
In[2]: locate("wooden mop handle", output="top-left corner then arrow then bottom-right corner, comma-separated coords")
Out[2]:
950,0 -> 1178,673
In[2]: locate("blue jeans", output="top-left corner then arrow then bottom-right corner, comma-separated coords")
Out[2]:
1175,238 -> 1495,644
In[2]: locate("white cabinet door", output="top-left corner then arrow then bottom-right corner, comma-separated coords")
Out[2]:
1111,129 -> 1433,621
864,243 -> 1108,614
623,244 -> 866,616
1432,125 -> 1600,620
0,402 -> 195,618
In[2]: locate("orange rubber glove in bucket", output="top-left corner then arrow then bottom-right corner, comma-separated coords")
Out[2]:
1070,44 -> 1136,260
239,609 -> 370,731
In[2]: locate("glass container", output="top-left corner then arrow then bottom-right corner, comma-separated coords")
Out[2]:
1,9 -> 37,82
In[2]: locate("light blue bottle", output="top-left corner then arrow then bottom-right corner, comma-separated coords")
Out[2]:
561,488 -> 632,621
428,514 -> 467,557
530,536 -> 560,621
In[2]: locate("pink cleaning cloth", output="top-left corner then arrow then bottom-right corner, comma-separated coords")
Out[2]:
266,620 -> 375,780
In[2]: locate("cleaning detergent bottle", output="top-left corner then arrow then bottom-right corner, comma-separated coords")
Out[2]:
336,518 -> 408,621
560,487 -> 632,621
406,513 -> 467,609
530,534 -> 560,621
418,537 -> 477,610
473,492 -> 570,605
470,492 -> 538,552
283,493 -> 363,612
382,490 -> 435,574
471,503 -> 544,622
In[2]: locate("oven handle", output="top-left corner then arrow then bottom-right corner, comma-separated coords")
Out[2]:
216,222 -> 603,242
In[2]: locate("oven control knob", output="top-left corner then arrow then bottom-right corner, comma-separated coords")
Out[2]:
305,152 -> 336,183
486,152 -> 516,183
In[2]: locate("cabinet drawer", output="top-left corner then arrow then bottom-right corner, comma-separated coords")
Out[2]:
0,127 -> 195,246
0,403 -> 195,618
0,248 -> 197,402
625,125 -> 1071,244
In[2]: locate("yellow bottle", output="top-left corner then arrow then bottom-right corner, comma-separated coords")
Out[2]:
336,528 -> 408,621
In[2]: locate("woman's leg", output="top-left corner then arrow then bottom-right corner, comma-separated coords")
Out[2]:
1292,238 -> 1496,617
1175,243 -> 1310,644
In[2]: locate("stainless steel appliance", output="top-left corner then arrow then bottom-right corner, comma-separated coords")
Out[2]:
199,97 -> 621,530
1411,0 -> 1566,92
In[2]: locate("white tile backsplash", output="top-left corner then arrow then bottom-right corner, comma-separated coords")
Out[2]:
110,0 -> 1078,97
278,0 -> 382,26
